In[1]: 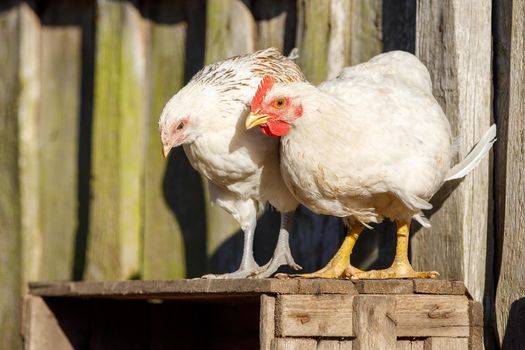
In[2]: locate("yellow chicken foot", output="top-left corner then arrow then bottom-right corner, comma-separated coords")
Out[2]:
352,220 -> 439,280
276,224 -> 364,279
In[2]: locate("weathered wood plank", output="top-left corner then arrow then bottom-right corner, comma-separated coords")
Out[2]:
29,278 -> 358,297
0,3 -> 22,349
412,0 -> 493,304
22,296 -> 73,350
260,295 -> 276,350
347,0 -> 382,65
494,0 -> 525,344
142,0 -> 187,280
423,337 -> 468,350
397,340 -> 424,350
354,279 -> 413,294
318,340 -> 353,350
17,1 -> 41,288
253,0 -> 296,53
353,295 -> 396,350
276,294 -> 354,337
38,0 -> 92,281
413,279 -> 466,295
295,0 -> 330,84
272,338 -> 317,350
203,0 -> 255,272
86,0 -> 146,280
395,295 -> 470,337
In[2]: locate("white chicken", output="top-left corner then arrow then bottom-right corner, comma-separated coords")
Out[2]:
246,51 -> 496,279
159,48 -> 305,278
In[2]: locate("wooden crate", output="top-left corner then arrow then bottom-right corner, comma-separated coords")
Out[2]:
23,279 -> 482,350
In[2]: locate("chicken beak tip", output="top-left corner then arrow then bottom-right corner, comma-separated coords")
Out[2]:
246,112 -> 270,129
162,144 -> 172,158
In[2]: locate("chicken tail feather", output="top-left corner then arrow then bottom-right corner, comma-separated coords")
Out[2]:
445,124 -> 497,181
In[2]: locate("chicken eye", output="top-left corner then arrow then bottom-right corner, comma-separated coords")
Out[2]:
176,122 -> 184,130
274,98 -> 286,108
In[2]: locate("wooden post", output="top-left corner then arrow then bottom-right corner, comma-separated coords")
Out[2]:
38,0 -> 92,280
142,0 -> 187,280
0,3 -> 22,349
494,0 -> 525,344
18,1 -> 42,288
412,0 -> 492,303
353,296 -> 396,350
260,294 -> 276,350
86,0 -> 147,280
253,0 -> 296,53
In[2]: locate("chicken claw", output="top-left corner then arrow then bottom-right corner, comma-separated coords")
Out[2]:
278,223 -> 364,279
252,212 -> 302,278
352,220 -> 439,280
201,258 -> 262,279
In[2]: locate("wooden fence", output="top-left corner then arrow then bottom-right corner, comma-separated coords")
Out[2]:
0,0 -> 522,348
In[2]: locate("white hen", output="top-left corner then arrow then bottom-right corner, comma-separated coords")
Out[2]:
159,48 -> 305,278
246,51 -> 496,279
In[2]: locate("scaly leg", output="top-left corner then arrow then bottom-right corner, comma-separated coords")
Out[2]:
352,220 -> 439,280
277,223 -> 365,279
253,212 -> 301,278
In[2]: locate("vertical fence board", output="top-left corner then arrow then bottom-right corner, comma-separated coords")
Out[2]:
203,0 -> 255,271
38,0 -> 87,280
495,0 -> 525,344
347,0 -> 382,65
142,0 -> 187,279
295,0 -> 330,84
18,2 -> 42,288
0,4 -> 21,349
253,0 -> 296,54
86,1 -> 146,280
413,0 -> 492,303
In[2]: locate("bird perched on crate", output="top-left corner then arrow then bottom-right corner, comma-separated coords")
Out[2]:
246,51 -> 496,279
159,48 -> 305,278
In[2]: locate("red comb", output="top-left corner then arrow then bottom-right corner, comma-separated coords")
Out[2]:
251,76 -> 275,112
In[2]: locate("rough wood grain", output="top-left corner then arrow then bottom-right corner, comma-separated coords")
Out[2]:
353,295 -> 396,350
413,0 -> 493,304
318,340 -> 353,350
142,0 -> 187,280
203,0 -> 255,271
276,294 -> 354,337
260,295 -> 276,350
86,0 -> 146,280
423,337 -> 468,350
18,1 -> 42,289
494,0 -> 525,344
395,295 -> 470,337
0,4 -> 21,349
29,278 -> 358,297
354,279 -> 413,294
413,279 -> 466,295
295,0 -> 330,84
38,0 -> 92,281
272,338 -> 317,350
0,1 -> 22,349
22,296 -> 73,350
397,340 -> 424,350
253,0 -> 296,54
347,0 -> 382,65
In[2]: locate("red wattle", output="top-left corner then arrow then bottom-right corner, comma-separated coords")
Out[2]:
259,120 -> 290,137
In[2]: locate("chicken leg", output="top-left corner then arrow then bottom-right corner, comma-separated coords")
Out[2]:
278,223 -> 364,279
351,220 -> 439,279
253,212 -> 301,278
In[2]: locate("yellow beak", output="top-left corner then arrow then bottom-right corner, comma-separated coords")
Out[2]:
246,112 -> 271,129
162,144 -> 172,158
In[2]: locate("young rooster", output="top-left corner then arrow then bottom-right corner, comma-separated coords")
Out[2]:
246,51 -> 496,279
159,48 -> 305,278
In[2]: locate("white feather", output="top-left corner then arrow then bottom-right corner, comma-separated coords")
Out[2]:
444,124 -> 497,181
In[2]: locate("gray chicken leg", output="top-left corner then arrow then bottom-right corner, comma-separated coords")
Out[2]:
253,212 -> 301,278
